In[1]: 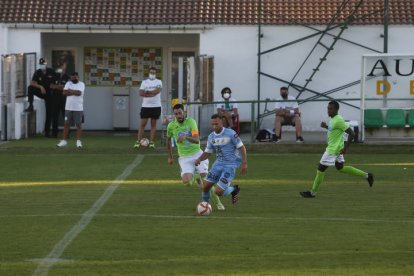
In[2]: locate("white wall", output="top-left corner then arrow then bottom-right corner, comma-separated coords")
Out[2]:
200,25 -> 414,130
8,28 -> 42,55
0,24 -> 7,86
3,25 -> 414,132
0,24 -> 8,131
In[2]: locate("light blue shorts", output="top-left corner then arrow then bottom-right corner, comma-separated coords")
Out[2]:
205,162 -> 238,190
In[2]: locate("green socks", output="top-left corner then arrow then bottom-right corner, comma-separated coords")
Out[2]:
210,188 -> 222,205
311,170 -> 325,194
339,166 -> 366,177
310,166 -> 367,195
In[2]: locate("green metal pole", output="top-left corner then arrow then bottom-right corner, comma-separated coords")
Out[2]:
383,0 -> 389,53
251,102 -> 256,144
257,0 -> 261,131
383,0 -> 389,108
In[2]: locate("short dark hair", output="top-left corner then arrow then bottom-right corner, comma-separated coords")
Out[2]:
173,103 -> 185,111
211,113 -> 222,120
71,72 -> 79,76
329,100 -> 340,110
280,86 -> 288,91
149,67 -> 157,72
221,87 -> 232,95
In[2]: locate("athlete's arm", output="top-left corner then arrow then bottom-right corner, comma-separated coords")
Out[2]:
63,89 -> 81,96
239,145 -> 248,175
183,134 -> 200,144
185,127 -> 200,144
341,127 -> 355,155
31,80 -> 46,94
148,87 -> 161,95
195,152 -> 211,165
293,107 -> 301,116
275,108 -> 286,116
50,83 -> 65,90
166,136 -> 174,165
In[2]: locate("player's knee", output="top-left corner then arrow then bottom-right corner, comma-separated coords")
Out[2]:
317,163 -> 327,171
202,182 -> 213,192
202,186 -> 211,193
215,187 -> 224,196
182,177 -> 192,186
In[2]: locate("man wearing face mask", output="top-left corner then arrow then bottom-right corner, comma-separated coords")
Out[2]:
134,67 -> 162,149
216,87 -> 239,129
56,72 -> 85,148
49,62 -> 70,138
274,86 -> 304,143
25,58 -> 56,137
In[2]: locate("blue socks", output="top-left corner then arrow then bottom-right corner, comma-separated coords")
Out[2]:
202,191 -> 211,203
203,186 -> 235,202
223,186 -> 235,196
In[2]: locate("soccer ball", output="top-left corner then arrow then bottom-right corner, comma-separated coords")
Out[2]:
196,202 -> 212,216
140,138 -> 150,147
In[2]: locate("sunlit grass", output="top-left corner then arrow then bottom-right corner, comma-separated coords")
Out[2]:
1,136 -> 414,275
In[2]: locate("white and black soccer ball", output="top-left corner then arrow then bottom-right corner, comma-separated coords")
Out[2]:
196,202 -> 212,216
140,138 -> 150,147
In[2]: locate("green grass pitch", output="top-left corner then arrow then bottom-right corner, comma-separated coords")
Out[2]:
0,135 -> 414,275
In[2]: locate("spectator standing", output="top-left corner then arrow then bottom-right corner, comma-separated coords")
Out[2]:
134,67 -> 162,149
56,72 -> 85,148
49,62 -> 70,138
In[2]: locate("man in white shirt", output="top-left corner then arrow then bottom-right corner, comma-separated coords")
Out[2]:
134,67 -> 162,149
216,87 -> 239,129
56,72 -> 85,148
274,86 -> 304,143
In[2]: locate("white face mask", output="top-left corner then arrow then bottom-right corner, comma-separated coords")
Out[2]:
223,93 -> 231,100
149,74 -> 156,80
56,68 -> 63,74
39,64 -> 46,70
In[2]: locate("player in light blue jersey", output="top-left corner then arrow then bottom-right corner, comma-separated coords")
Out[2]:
195,114 -> 248,204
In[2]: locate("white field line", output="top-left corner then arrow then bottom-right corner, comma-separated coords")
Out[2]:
32,154 -> 144,276
2,213 -> 412,225
98,214 -> 414,224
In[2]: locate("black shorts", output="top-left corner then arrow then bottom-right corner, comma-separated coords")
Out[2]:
281,115 -> 296,126
140,107 -> 161,119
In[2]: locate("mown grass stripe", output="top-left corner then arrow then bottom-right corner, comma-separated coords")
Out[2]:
32,154 -> 144,276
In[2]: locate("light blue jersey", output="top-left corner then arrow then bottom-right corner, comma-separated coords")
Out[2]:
205,127 -> 244,167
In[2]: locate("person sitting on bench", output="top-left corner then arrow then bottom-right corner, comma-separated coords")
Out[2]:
274,86 -> 304,143
216,87 -> 239,129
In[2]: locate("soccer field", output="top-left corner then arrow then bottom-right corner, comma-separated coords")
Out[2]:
1,136 -> 414,275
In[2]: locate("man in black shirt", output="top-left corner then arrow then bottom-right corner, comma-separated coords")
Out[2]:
50,62 -> 70,138
25,58 -> 56,137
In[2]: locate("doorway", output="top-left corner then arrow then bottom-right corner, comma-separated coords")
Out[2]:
168,51 -> 195,113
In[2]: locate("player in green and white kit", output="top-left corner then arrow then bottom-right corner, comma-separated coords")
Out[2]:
167,104 -> 225,210
300,101 -> 374,198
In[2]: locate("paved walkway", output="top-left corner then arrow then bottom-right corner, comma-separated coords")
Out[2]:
241,130 -> 414,145
239,131 -> 327,145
